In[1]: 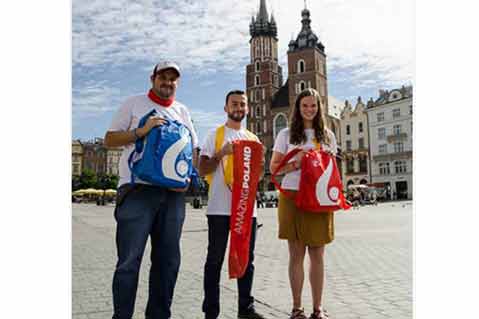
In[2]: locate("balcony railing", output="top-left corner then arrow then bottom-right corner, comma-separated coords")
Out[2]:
373,150 -> 412,161
387,132 -> 408,143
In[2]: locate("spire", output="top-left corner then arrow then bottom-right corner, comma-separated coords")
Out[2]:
288,4 -> 325,53
257,0 -> 268,22
250,0 -> 277,38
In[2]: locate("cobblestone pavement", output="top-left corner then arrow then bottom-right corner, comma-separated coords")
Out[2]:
73,201 -> 412,319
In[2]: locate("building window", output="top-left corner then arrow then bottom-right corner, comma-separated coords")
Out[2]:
379,162 -> 390,175
274,114 -> 288,138
346,140 -> 352,151
255,89 -> 260,102
394,142 -> 404,153
393,124 -> 401,135
378,127 -> 386,140
346,125 -> 351,135
256,106 -> 261,118
359,156 -> 368,173
359,122 -> 363,133
299,81 -> 306,92
377,112 -> 384,122
347,159 -> 354,174
393,108 -> 401,119
379,144 -> 387,154
297,59 -> 305,73
358,138 -> 364,149
409,105 -> 413,115
255,75 -> 260,86
256,122 -> 261,135
255,61 -> 260,72
395,161 -> 407,174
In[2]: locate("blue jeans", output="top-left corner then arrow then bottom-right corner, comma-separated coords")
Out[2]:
202,215 -> 257,319
112,184 -> 186,319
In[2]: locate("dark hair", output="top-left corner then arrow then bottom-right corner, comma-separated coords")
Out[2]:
289,88 -> 330,145
225,90 -> 245,105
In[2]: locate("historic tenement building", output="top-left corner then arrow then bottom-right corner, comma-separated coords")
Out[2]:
340,97 -> 370,187
246,0 -> 341,191
73,138 -> 122,177
81,138 -> 107,176
72,140 -> 83,176
366,86 -> 413,200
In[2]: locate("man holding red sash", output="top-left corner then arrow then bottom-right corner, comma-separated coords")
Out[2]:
198,90 -> 265,319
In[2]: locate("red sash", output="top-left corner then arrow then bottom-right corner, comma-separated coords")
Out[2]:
228,140 -> 263,279
271,148 -> 351,212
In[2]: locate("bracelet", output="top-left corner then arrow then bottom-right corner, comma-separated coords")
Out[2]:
133,128 -> 140,140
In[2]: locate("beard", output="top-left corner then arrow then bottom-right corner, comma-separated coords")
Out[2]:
227,111 -> 245,122
156,85 -> 175,99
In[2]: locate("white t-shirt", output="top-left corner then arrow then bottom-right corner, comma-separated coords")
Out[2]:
272,127 -> 338,190
108,94 -> 199,187
200,126 -> 260,216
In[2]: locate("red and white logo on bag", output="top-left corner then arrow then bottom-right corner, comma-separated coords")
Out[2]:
315,157 -> 340,206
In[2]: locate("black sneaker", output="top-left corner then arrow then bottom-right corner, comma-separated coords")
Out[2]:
238,308 -> 265,319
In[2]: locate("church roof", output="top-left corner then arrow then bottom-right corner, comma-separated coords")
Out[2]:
272,81 -> 290,109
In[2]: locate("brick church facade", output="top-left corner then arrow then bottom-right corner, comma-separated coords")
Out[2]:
246,0 -> 341,191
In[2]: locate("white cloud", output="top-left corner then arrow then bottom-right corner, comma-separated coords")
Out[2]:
72,80 -> 126,119
73,0 -> 413,86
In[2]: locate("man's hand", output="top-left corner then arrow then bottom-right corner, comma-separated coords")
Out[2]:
217,141 -> 234,158
169,178 -> 190,193
137,115 -> 167,137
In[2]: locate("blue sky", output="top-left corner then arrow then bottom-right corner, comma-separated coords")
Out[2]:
72,0 -> 414,144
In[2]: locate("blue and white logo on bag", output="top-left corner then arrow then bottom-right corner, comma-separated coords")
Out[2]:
128,109 -> 198,188
162,128 -> 190,183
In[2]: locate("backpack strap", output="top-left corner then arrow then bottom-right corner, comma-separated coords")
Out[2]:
270,148 -> 303,201
205,125 -> 225,187
128,109 -> 157,184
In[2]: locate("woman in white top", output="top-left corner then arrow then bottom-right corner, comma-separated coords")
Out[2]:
270,88 -> 337,319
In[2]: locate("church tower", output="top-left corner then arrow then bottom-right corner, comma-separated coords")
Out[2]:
287,3 -> 329,123
246,0 -> 283,154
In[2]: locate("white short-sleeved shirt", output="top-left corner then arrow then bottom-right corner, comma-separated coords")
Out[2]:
108,94 -> 199,187
272,127 -> 337,190
200,126 -> 260,216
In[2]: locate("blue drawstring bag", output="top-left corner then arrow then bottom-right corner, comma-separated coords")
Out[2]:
128,109 -> 200,189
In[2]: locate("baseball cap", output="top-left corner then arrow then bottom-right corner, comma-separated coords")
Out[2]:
153,61 -> 181,77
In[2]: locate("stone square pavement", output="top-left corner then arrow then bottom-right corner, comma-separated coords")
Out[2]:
73,201 -> 412,319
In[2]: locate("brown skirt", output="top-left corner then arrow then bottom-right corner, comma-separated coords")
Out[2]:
278,191 -> 334,246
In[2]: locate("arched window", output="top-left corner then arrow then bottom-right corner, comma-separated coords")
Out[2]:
256,122 -> 261,134
255,75 -> 260,86
256,106 -> 261,118
255,61 -> 260,72
299,81 -> 306,92
297,59 -> 306,73
273,113 -> 288,138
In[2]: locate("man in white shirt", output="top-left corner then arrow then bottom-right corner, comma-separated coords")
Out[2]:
198,90 -> 265,319
104,61 -> 198,319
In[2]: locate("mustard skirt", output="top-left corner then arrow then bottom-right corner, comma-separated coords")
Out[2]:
278,191 -> 334,246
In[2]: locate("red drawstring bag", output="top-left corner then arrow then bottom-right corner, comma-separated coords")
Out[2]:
271,147 -> 351,213
228,140 -> 263,279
